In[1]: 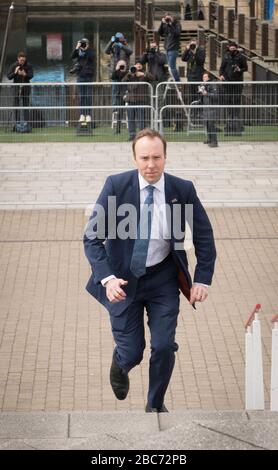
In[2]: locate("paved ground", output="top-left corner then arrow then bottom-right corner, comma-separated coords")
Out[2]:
0,141 -> 277,449
0,142 -> 277,207
0,206 -> 277,412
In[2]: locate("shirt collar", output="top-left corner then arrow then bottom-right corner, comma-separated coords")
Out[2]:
138,172 -> 164,192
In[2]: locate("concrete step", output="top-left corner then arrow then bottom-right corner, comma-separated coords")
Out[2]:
0,410 -> 277,450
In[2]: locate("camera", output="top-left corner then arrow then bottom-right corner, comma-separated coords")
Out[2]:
119,65 -> 126,71
80,41 -> 87,49
165,17 -> 171,23
69,63 -> 82,74
190,43 -> 196,50
130,65 -> 137,74
198,85 -> 206,94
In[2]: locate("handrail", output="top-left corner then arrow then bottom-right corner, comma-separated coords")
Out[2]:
245,304 -> 262,329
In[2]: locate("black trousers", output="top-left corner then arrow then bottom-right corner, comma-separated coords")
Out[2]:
206,120 -> 217,144
14,88 -> 30,122
224,83 -> 244,132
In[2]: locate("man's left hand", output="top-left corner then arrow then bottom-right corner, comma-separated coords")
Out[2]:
190,284 -> 208,304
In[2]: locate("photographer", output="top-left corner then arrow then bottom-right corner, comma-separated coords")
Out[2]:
158,13 -> 181,82
7,52 -> 33,125
181,39 -> 206,103
71,38 -> 95,123
140,41 -> 168,87
122,62 -> 154,141
111,60 -> 128,134
198,72 -> 218,148
219,42 -> 248,135
105,32 -> 133,76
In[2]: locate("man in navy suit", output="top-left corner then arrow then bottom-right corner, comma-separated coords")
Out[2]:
83,129 -> 216,412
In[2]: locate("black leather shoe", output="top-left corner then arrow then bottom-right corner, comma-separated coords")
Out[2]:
208,142 -> 218,147
110,355 -> 129,400
145,403 -> 168,413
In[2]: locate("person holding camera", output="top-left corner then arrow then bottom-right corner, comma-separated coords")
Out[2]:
219,42 -> 248,135
105,32 -> 133,122
198,72 -> 218,148
105,32 -> 133,76
158,13 -> 181,82
7,52 -> 33,125
181,39 -> 206,104
71,38 -> 95,123
111,60 -> 128,134
140,41 -> 168,88
122,63 -> 154,141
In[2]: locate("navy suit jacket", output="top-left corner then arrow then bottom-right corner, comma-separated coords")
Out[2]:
83,170 -> 216,316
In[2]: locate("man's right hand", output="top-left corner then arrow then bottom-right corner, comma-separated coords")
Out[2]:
15,66 -> 21,74
105,278 -> 128,303
76,41 -> 81,49
219,75 -> 225,81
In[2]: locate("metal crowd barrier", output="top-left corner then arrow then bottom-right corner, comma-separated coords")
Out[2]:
0,81 -> 277,142
0,82 -> 154,142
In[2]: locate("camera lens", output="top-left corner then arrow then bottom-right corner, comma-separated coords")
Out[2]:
130,66 -> 137,73
119,65 -> 125,70
80,42 -> 86,48
190,43 -> 196,50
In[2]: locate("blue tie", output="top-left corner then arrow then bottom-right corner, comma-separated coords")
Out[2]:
130,185 -> 155,278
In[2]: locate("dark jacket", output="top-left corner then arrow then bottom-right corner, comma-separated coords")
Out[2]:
158,19 -> 181,51
198,80 -> 219,120
122,72 -> 154,104
83,170 -> 216,317
7,61 -> 33,83
140,50 -> 168,82
111,69 -> 127,82
181,47 -> 205,81
111,69 -> 127,98
219,50 -> 248,81
71,48 -> 95,78
105,40 -> 133,75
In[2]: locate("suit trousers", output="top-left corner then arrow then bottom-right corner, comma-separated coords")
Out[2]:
109,255 -> 180,408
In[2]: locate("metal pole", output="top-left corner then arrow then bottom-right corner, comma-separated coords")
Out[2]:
0,2 -> 15,83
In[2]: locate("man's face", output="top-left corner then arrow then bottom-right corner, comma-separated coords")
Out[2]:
229,46 -> 237,53
134,136 -> 166,184
150,42 -> 157,49
203,73 -> 209,82
135,63 -> 143,71
18,56 -> 26,66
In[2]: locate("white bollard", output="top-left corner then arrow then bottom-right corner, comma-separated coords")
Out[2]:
245,325 -> 254,409
270,315 -> 278,411
245,304 -> 265,410
252,313 -> 265,409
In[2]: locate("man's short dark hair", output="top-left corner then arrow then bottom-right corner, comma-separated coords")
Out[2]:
132,129 -> 167,156
17,52 -> 26,58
